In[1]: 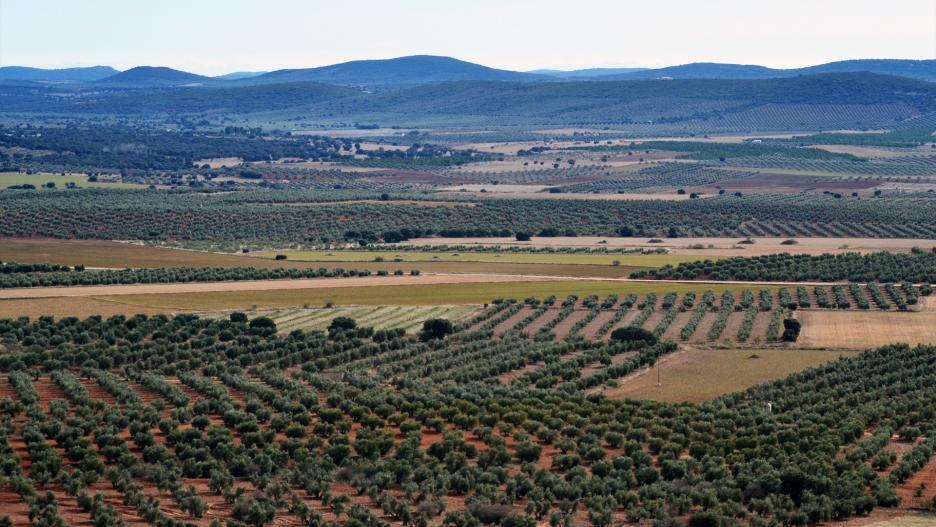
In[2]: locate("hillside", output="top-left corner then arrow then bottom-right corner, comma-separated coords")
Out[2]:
98,66 -> 218,86
0,65 -> 118,82
215,71 -> 267,80
244,55 -> 543,87
604,59 -> 936,81
2,72 -> 933,131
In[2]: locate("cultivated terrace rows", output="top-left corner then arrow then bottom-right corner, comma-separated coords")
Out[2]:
482,284 -> 928,347
0,313 -> 933,526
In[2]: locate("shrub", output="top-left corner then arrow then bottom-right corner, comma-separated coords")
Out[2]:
329,317 -> 357,331
782,318 -> 801,342
248,317 -> 276,331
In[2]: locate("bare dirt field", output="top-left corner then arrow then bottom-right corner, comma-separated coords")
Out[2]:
0,273 -> 552,300
0,296 -> 171,319
811,144 -> 931,158
795,310 -> 936,349
837,511 -> 936,527
400,236 -> 936,255
591,348 -> 857,403
691,172 -> 882,194
193,157 -> 242,168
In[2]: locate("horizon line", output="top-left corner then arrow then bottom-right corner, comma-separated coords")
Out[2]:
1,55 -> 931,78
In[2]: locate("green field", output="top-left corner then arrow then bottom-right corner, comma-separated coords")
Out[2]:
89,280 -> 763,312
252,250 -> 712,267
0,172 -> 144,190
206,305 -> 479,334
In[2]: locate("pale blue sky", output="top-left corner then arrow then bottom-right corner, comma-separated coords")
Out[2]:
1,0 -> 934,75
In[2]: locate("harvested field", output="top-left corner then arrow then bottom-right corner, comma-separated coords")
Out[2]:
811,144 -> 920,158
795,310 -> 936,348
591,349 -> 857,402
690,172 -> 881,195
0,273 -> 550,300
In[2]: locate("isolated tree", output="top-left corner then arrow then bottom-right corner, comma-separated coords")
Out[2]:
329,317 -> 357,331
420,318 -> 454,341
610,327 -> 656,345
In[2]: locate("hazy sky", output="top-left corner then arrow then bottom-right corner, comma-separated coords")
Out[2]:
1,0 -> 934,75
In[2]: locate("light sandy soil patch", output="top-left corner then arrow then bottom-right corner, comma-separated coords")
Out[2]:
292,128 -> 428,138
920,296 -> 936,312
623,133 -> 808,143
877,182 -> 936,193
355,142 -> 409,151
592,348 -> 857,402
194,157 -> 242,168
449,140 -> 609,155
810,145 -> 921,158
796,310 -> 936,349
0,274 -> 554,300
439,184 -> 554,193
264,160 -> 389,171
401,236 -> 936,255
837,512 -> 936,527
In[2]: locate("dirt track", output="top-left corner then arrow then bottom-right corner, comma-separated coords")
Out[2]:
0,273 -> 555,299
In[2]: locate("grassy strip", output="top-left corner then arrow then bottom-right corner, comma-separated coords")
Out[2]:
91,280 -> 746,312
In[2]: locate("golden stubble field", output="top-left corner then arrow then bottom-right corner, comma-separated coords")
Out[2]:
795,310 -> 936,349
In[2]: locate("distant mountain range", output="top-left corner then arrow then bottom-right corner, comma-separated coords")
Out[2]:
215,71 -> 267,81
528,67 -> 648,78
599,60 -> 936,81
242,55 -> 541,86
101,66 -> 216,86
1,56 -> 934,87
0,65 -> 118,82
3,72 -> 933,129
